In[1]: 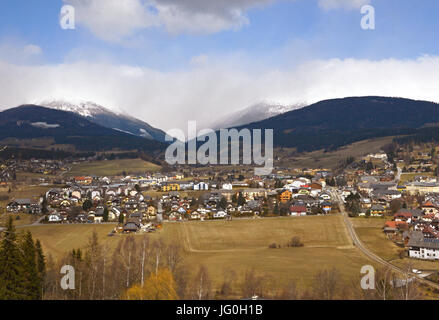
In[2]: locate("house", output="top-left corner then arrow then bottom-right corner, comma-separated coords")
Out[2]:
190,212 -> 201,220
384,221 -> 398,234
370,204 -> 385,216
322,201 -> 332,214
168,212 -> 181,221
48,213 -> 62,223
194,182 -> 209,191
319,193 -> 331,201
384,221 -> 408,234
71,190 -> 82,200
74,176 -> 93,185
213,211 -> 227,219
222,183 -> 233,190
147,206 -> 157,216
6,199 -> 31,212
394,210 -> 414,223
289,205 -> 307,217
422,201 -> 439,215
123,220 -> 141,233
279,190 -> 292,203
408,231 -> 439,260
162,183 -> 181,192
243,188 -> 266,200
60,199 -> 71,208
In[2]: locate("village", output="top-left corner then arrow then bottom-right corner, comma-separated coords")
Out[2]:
3,142 -> 439,266
3,165 -> 335,234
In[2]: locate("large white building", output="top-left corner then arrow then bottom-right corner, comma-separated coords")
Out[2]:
408,231 -> 439,260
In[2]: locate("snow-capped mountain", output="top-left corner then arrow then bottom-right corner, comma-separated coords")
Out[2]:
211,102 -> 306,129
40,100 -> 167,143
41,100 -> 116,118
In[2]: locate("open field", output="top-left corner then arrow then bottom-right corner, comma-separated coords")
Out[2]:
276,136 -> 395,169
399,172 -> 435,183
21,224 -> 120,259
0,213 -> 38,227
351,217 -> 401,261
23,215 -> 375,290
67,158 -> 161,177
0,185 -> 55,206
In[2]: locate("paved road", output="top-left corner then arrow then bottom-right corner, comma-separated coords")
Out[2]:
330,188 -> 439,291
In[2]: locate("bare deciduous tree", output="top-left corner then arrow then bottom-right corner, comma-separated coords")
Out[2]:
311,267 -> 340,300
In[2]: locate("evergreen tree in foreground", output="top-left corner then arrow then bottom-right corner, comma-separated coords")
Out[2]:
0,217 -> 46,300
35,239 -> 46,299
0,216 -> 26,299
21,231 -> 40,299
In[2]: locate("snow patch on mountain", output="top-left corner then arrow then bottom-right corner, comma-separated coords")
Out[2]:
31,122 -> 60,129
40,100 -> 123,118
211,102 -> 306,129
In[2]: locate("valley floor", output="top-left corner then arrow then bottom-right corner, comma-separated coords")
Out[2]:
23,215 -> 375,292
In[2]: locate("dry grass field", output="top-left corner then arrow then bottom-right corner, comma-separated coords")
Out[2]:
399,172 -> 435,183
21,224 -> 120,259
67,158 -> 161,177
351,218 -> 402,261
0,213 -> 38,227
23,215 -> 374,290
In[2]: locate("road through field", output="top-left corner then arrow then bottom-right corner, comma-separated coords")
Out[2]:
330,188 -> 439,291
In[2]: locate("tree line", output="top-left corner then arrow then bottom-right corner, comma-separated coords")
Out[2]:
0,217 -> 46,299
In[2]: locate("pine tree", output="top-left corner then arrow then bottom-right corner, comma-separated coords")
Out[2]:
0,216 -> 26,299
231,193 -> 238,204
21,231 -> 40,300
237,192 -> 246,206
274,203 -> 279,215
103,207 -> 109,222
35,239 -> 46,299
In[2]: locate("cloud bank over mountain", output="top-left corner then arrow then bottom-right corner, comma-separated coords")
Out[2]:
0,50 -> 438,132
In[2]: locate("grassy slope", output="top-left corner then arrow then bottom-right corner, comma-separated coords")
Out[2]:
67,158 -> 161,176
277,136 -> 395,169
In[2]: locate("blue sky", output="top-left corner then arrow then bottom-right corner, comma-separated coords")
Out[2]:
0,0 -> 438,130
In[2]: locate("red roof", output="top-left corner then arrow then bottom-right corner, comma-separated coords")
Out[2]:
385,221 -> 407,229
385,221 -> 396,228
422,201 -> 437,208
394,211 -> 412,218
290,206 -> 307,212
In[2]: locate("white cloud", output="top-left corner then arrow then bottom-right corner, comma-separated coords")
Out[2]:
22,45 -> 43,57
318,0 -> 371,10
1,55 -> 439,132
0,42 -> 43,64
64,0 -> 161,42
64,0 -> 274,41
190,54 -> 209,67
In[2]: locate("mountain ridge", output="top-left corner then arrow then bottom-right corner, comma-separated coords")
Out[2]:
40,100 -> 167,142
0,105 -> 166,153
233,96 -> 439,152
